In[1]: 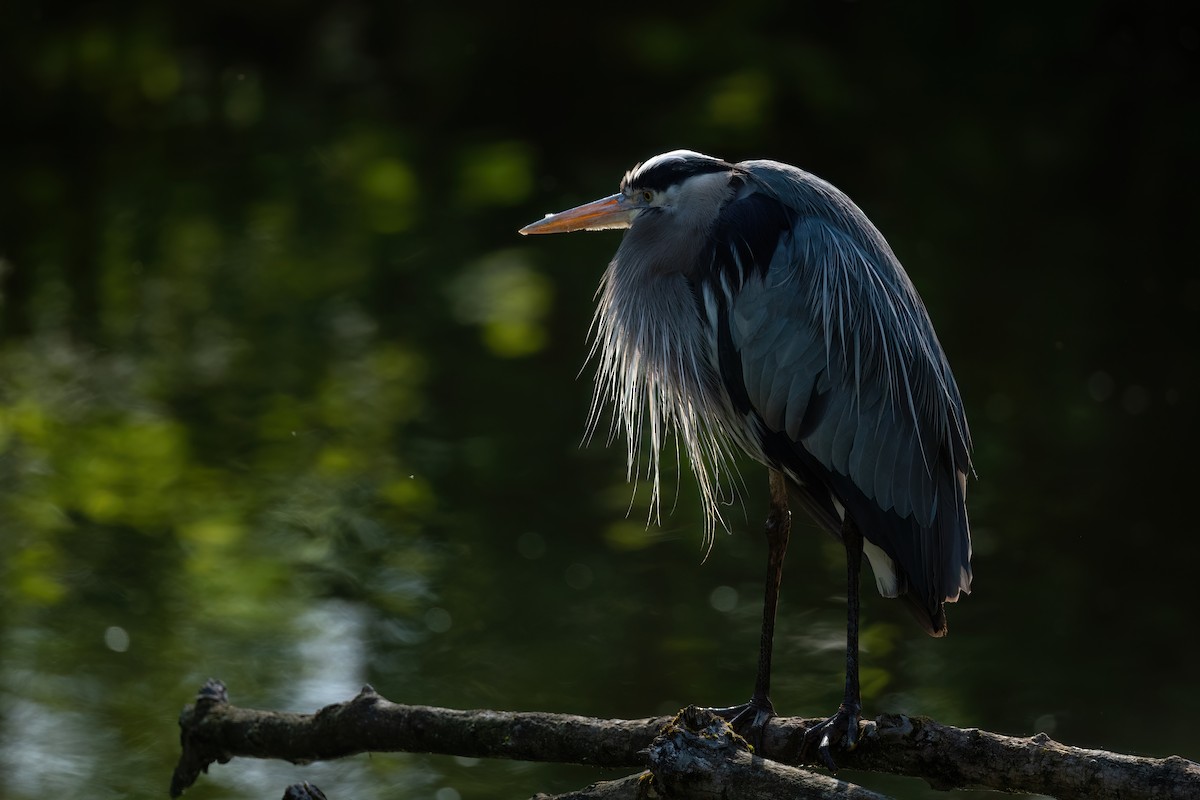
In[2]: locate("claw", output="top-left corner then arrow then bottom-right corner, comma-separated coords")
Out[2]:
800,702 -> 861,771
708,697 -> 776,748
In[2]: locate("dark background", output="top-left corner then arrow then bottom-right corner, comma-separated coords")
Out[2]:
1,2 -> 1197,798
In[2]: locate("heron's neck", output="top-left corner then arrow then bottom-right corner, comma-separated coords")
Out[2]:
586,246 -> 738,543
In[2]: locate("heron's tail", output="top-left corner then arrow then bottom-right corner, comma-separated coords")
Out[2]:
900,593 -> 947,637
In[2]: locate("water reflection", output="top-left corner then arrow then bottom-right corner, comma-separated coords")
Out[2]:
4,691 -> 98,798
293,601 -> 370,708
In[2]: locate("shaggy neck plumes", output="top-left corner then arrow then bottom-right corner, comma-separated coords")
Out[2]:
585,245 -> 740,552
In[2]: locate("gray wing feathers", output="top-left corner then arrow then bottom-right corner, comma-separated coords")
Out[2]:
732,285 -> 827,438
729,162 -> 972,604
734,218 -> 956,525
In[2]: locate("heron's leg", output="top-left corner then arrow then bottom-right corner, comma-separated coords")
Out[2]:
800,515 -> 864,771
753,469 -> 791,704
710,469 -> 791,740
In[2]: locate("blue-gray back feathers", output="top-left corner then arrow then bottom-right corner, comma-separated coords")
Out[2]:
700,161 -> 972,634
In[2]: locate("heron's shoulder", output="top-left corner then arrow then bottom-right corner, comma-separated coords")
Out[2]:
709,163 -> 877,287
707,182 -> 797,284
736,161 -> 863,219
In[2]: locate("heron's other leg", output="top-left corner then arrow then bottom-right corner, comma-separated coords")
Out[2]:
711,469 -> 791,740
800,515 -> 863,771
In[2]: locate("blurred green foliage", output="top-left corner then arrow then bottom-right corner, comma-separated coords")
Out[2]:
1,2 -> 1198,799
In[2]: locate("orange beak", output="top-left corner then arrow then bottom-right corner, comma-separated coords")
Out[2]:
518,193 -> 635,235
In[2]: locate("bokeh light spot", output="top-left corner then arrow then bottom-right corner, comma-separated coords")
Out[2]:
104,626 -> 130,653
425,607 -> 452,633
458,142 -> 533,207
450,250 -> 553,358
709,585 -> 738,612
517,531 -> 546,559
1087,371 -> 1114,402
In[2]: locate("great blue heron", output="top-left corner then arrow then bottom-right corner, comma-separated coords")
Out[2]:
519,150 -> 972,768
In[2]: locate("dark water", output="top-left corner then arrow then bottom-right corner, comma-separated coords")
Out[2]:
3,5 -> 1198,799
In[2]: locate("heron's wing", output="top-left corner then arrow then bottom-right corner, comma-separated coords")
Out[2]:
710,163 -> 972,631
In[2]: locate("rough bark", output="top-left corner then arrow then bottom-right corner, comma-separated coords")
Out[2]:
171,679 -> 1200,799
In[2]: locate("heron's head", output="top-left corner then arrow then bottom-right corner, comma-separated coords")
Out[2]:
519,150 -> 737,236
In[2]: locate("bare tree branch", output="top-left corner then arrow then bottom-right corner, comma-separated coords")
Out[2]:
530,708 -> 892,800
171,679 -> 1199,799
645,707 -> 891,799
529,773 -> 648,800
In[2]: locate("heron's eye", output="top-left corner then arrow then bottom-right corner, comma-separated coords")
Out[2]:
642,190 -> 653,203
